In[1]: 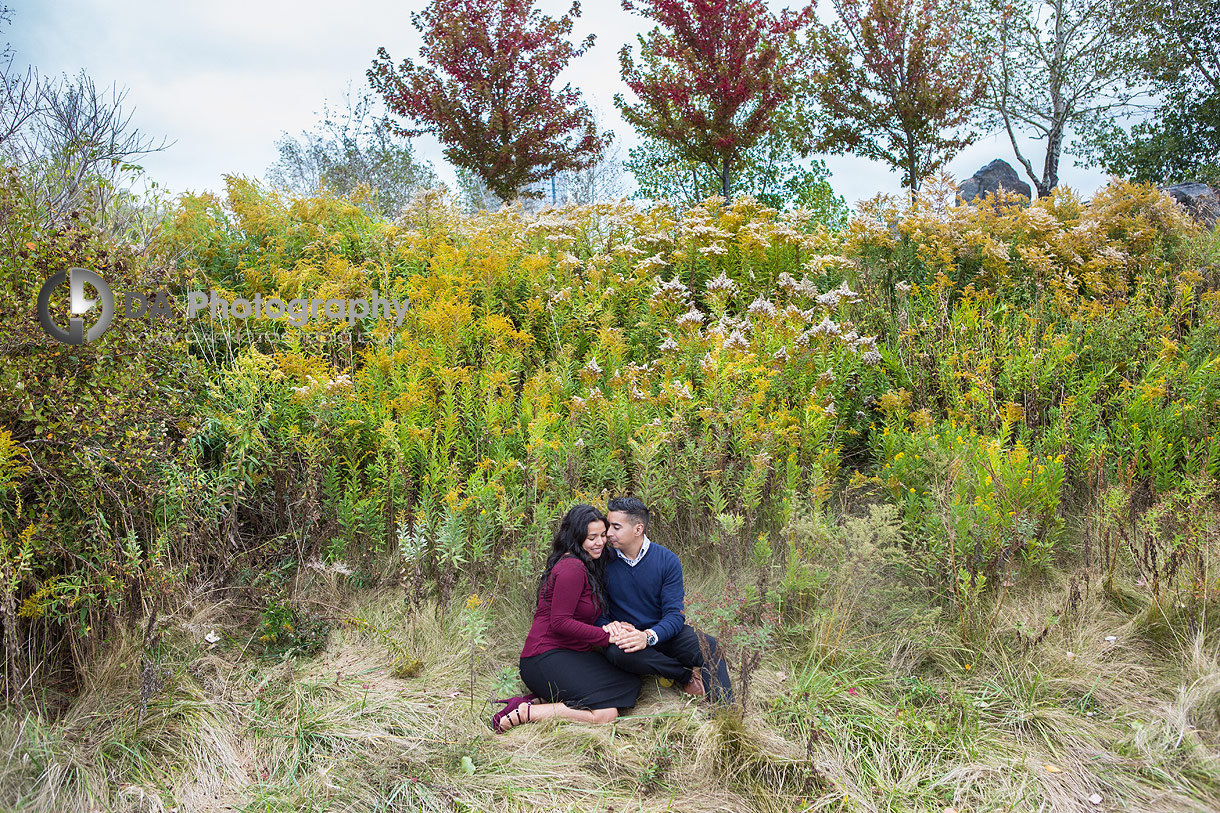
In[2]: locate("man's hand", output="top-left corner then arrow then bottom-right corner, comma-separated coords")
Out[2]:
613,627 -> 649,653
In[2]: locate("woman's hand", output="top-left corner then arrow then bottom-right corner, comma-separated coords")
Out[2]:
602,621 -> 637,645
602,620 -> 639,634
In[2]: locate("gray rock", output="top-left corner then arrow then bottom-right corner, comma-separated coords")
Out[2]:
958,159 -> 1032,204
1162,183 -> 1220,228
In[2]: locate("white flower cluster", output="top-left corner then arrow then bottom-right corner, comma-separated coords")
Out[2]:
306,558 -> 353,576
782,304 -> 817,325
585,356 -> 603,375
706,270 -> 737,295
1095,246 -> 1127,263
635,254 -> 668,275
699,242 -> 728,257
1026,206 -> 1059,230
291,374 -> 319,396
652,276 -> 690,303
777,271 -> 822,298
671,380 -> 694,400
676,307 -> 705,328
724,330 -> 750,351
626,360 -> 658,376
809,317 -> 841,338
678,220 -> 730,243
816,281 -> 861,309
709,314 -> 748,339
659,335 -> 680,353
747,296 -> 778,319
324,373 -> 353,392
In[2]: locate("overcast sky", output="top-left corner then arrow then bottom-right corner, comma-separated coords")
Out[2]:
8,0 -> 1111,208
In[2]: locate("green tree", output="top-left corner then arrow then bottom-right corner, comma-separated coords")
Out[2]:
1075,0 -> 1220,184
266,88 -> 438,218
809,0 -> 987,195
627,105 -> 848,226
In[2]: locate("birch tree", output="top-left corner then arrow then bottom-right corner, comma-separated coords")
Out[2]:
980,0 -> 1144,197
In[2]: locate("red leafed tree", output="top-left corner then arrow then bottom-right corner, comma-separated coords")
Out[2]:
615,0 -> 816,200
810,0 -> 987,194
367,0 -> 610,204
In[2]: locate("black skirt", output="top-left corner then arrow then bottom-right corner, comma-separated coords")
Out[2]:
519,648 -> 641,710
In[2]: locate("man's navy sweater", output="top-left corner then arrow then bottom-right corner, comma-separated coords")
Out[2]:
599,540 -> 686,644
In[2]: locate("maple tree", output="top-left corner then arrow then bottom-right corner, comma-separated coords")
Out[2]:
809,0 -> 987,194
367,0 -> 610,204
615,0 -> 815,201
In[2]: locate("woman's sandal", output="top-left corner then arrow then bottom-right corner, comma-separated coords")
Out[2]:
496,701 -> 531,732
492,693 -> 536,706
490,693 -> 534,732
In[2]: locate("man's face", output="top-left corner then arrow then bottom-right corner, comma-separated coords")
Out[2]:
606,511 -> 642,549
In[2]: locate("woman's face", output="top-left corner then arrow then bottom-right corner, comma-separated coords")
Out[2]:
582,519 -> 607,559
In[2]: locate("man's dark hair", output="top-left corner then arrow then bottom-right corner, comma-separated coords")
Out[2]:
607,496 -> 649,532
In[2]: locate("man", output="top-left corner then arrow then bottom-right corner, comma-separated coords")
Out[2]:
598,496 -> 734,704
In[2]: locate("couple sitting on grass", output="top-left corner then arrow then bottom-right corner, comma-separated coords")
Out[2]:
493,497 -> 733,732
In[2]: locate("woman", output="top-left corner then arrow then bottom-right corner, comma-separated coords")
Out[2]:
494,504 -> 641,732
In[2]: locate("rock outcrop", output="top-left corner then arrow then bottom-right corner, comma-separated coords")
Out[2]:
1163,183 -> 1220,228
958,159 -> 1032,204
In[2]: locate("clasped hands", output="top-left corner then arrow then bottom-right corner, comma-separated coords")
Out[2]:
602,620 -> 649,653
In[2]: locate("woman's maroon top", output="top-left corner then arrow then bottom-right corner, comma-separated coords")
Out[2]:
520,555 -> 610,658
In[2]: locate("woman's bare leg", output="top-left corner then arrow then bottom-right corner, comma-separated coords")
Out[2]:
498,702 -> 619,731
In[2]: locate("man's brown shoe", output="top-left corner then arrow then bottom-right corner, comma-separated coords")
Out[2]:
682,668 -> 706,697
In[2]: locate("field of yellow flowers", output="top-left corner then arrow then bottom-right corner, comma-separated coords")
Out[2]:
2,174 -> 1219,810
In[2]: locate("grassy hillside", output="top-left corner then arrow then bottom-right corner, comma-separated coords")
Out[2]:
2,174 -> 1219,810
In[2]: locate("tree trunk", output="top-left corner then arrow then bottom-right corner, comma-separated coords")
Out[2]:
1039,0 -> 1067,197
906,133 -> 920,197
1039,122 -> 1063,198
720,157 -> 731,200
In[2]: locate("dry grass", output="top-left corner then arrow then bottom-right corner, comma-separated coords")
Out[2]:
1,559 -> 1219,812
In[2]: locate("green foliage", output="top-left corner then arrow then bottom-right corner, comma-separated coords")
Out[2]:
627,125 -> 849,225
257,593 -> 331,659
266,88 -> 439,218
1076,0 -> 1220,185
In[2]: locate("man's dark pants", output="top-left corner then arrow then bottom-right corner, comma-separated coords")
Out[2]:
604,624 -> 734,704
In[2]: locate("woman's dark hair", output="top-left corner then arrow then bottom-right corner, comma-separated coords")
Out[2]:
537,504 -> 610,612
